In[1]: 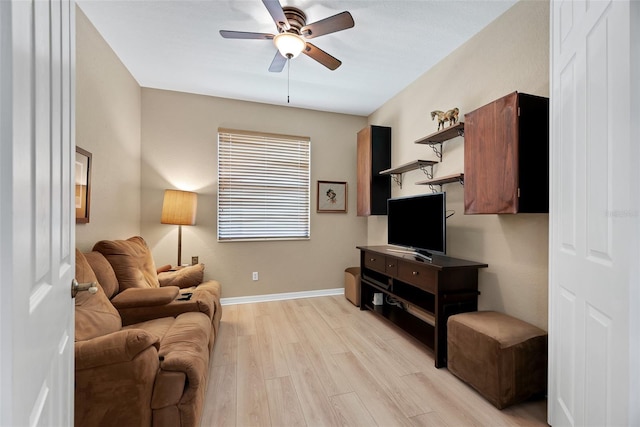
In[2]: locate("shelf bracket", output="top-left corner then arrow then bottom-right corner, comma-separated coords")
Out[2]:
429,176 -> 464,193
457,128 -> 465,138
419,164 -> 434,180
391,173 -> 403,189
430,143 -> 443,161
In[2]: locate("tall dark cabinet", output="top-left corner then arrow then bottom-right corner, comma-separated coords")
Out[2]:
357,125 -> 391,216
464,91 -> 549,214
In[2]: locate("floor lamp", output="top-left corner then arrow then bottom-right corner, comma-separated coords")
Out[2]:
161,189 -> 198,267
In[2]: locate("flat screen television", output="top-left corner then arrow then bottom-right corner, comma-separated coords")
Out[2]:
387,192 -> 446,260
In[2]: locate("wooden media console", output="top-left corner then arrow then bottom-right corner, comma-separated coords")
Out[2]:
358,245 -> 488,368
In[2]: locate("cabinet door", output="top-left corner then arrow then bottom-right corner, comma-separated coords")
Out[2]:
357,126 -> 391,216
464,92 -> 519,214
357,127 -> 373,216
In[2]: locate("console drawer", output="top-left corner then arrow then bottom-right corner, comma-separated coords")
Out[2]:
397,261 -> 437,293
363,251 -> 386,274
385,258 -> 398,276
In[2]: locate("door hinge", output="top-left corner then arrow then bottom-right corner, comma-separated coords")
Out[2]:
518,107 -> 521,116
517,188 -> 521,198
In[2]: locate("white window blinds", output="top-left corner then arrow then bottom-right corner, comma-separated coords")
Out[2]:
218,128 -> 311,241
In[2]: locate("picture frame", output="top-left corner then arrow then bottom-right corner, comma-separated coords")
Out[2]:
75,146 -> 92,224
317,180 -> 347,213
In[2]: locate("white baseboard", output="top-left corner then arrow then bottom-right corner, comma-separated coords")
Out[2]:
220,288 -> 344,306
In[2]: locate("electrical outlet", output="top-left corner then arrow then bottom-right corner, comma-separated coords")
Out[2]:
191,256 -> 199,265
252,272 -> 259,281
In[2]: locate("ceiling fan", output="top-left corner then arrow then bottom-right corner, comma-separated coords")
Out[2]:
220,0 -> 355,72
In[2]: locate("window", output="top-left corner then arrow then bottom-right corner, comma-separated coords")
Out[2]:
217,128 -> 310,241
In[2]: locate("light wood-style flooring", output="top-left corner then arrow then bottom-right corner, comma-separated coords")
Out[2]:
201,295 -> 548,426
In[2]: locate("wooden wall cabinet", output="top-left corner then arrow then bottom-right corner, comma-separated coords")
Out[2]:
357,125 -> 391,216
464,92 -> 549,214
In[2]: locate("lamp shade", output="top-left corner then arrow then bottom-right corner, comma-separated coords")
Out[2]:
161,189 -> 198,225
273,32 -> 306,58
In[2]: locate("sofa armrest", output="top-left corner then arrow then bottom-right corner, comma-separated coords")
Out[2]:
111,287 -> 180,309
75,329 -> 159,370
158,264 -> 204,289
152,312 -> 212,409
157,264 -> 172,274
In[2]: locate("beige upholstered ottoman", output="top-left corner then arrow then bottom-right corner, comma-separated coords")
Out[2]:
447,311 -> 547,409
344,267 -> 361,307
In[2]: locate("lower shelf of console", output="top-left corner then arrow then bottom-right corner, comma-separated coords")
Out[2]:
360,278 -> 437,353
358,246 -> 487,367
363,299 -> 436,350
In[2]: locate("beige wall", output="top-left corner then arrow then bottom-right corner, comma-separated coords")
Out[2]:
139,89 -> 367,298
76,1 -> 550,326
75,4 -> 366,298
368,0 -> 550,329
75,7 -> 142,251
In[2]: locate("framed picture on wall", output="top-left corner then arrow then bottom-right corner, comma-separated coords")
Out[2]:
317,180 -> 347,213
75,147 -> 92,224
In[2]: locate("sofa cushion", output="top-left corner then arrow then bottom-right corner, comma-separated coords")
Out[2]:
123,317 -> 175,343
93,236 -> 160,291
151,371 -> 187,409
75,249 -> 122,341
83,251 -> 120,298
158,264 -> 205,289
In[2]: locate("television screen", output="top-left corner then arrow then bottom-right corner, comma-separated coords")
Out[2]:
387,192 -> 446,256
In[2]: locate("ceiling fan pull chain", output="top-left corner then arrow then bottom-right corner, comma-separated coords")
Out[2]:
287,57 -> 290,104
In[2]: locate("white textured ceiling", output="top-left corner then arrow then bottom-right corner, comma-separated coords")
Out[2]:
77,0 -> 517,116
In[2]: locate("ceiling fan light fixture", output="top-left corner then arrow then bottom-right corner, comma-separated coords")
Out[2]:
274,32 -> 306,58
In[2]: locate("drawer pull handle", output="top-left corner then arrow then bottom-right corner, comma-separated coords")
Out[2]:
370,258 -> 376,262
388,264 -> 394,268
412,271 -> 419,276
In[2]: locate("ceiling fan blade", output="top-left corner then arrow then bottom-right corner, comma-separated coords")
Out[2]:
220,30 -> 274,40
302,42 -> 341,70
268,51 -> 286,72
300,11 -> 354,39
262,0 -> 290,31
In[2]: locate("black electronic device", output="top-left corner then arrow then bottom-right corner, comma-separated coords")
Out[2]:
177,292 -> 193,301
387,192 -> 446,259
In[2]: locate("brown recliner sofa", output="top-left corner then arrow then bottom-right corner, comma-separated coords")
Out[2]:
87,236 -> 222,335
74,239 -> 222,427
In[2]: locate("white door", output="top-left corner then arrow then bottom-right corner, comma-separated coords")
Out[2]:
549,0 -> 639,426
0,1 -> 76,426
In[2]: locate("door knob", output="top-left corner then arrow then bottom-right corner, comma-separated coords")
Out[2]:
71,279 -> 98,298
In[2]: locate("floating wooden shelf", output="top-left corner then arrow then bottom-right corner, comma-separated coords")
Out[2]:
380,159 -> 438,175
414,122 -> 464,161
380,160 -> 438,188
416,173 -> 464,192
415,122 -> 465,145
